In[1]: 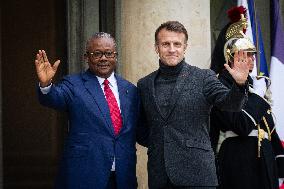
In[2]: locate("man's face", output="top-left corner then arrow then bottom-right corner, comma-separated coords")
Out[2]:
155,29 -> 188,66
85,37 -> 117,78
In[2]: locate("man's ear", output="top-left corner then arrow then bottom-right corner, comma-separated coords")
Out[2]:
184,43 -> 188,51
154,44 -> 159,54
84,54 -> 89,62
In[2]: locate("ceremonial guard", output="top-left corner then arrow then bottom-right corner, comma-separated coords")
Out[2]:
210,6 -> 284,189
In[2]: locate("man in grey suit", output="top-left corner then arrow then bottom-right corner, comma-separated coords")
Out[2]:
137,21 -> 250,188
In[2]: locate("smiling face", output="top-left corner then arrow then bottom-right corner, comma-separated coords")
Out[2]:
85,37 -> 117,78
155,28 -> 188,66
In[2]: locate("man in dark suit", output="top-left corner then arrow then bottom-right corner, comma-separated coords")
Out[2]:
34,32 -> 139,189
137,21 -> 250,189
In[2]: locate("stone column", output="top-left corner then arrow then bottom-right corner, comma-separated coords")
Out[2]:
116,1 -> 211,188
0,3 -> 3,187
118,0 -> 211,84
66,0 -> 99,74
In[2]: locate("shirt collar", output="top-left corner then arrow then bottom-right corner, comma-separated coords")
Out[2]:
96,72 -> 116,87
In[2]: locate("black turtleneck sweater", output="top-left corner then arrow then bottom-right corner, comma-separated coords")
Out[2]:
155,60 -> 185,117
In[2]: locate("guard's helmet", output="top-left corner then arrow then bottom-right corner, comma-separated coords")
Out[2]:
211,6 -> 257,74
224,8 -> 256,63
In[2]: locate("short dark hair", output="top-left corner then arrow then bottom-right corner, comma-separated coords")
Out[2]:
86,32 -> 116,51
155,21 -> 188,44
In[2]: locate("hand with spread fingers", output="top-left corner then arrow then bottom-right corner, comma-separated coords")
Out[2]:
224,50 -> 250,85
34,50 -> 60,87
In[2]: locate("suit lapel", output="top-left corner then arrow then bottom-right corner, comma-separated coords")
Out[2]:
82,71 -> 115,136
149,71 -> 167,120
164,63 -> 190,120
115,74 -> 129,136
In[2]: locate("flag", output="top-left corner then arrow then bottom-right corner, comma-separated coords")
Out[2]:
270,0 -> 284,141
246,0 -> 269,76
238,0 -> 268,100
237,0 -> 269,77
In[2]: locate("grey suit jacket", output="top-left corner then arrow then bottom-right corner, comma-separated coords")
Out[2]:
137,63 -> 247,187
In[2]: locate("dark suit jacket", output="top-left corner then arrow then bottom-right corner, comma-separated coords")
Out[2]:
137,63 -> 247,188
38,70 -> 139,189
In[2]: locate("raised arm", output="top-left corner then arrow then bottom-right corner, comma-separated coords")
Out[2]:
34,50 -> 60,87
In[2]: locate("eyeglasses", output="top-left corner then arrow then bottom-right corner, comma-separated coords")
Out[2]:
87,51 -> 117,59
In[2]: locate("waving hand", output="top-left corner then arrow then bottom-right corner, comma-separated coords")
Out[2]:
224,50 -> 250,85
34,50 -> 60,87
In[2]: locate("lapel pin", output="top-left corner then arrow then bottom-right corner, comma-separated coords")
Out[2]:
126,90 -> 129,94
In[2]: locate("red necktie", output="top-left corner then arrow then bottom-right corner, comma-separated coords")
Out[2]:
103,79 -> 122,135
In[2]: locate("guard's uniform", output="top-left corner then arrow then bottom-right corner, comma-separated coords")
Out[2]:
210,70 -> 284,189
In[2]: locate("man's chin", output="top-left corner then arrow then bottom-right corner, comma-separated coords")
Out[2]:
163,59 -> 180,66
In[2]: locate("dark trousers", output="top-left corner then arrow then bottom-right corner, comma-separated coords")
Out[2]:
158,177 -> 216,189
106,171 -> 117,189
